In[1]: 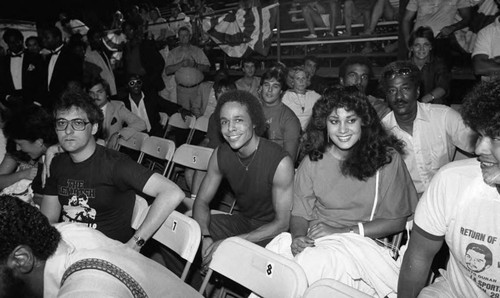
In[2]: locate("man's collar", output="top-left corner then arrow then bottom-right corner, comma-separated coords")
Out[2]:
51,44 -> 64,55
129,91 -> 144,103
384,102 -> 428,129
10,50 -> 24,58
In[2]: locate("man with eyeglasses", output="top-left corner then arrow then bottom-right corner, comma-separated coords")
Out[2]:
40,91 -> 185,250
380,60 -> 476,197
338,56 -> 390,119
121,74 -> 187,137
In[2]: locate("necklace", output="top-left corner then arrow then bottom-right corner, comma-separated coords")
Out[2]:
236,141 -> 259,171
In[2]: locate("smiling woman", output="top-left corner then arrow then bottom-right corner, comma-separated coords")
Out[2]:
265,86 -> 418,296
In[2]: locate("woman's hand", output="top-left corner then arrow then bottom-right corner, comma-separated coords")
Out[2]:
42,144 -> 62,187
290,235 -> 314,256
306,222 -> 344,240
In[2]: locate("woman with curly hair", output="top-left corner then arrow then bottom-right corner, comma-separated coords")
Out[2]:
267,86 -> 418,297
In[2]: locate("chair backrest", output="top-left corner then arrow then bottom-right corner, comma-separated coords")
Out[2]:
131,205 -> 201,282
166,113 -> 196,130
186,116 -> 210,143
138,136 -> 176,176
117,132 -> 149,152
303,279 -> 372,298
199,237 -> 308,298
167,144 -> 214,178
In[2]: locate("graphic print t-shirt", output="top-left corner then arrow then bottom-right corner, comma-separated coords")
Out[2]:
45,145 -> 153,242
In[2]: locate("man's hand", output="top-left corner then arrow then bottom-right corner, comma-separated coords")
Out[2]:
201,238 -> 223,272
420,94 -> 434,103
436,25 -> 455,39
182,58 -> 195,68
306,222 -> 343,239
178,108 -> 193,121
290,235 -> 314,256
106,133 -> 121,150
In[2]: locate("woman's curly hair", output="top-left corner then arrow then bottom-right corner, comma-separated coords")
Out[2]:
302,86 -> 404,180
213,90 -> 267,137
461,79 -> 500,137
0,196 -> 61,261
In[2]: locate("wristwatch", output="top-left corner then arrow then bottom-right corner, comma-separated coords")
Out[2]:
202,234 -> 212,240
133,235 -> 146,247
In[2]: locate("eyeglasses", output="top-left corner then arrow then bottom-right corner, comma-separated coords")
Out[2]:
128,79 -> 143,87
383,68 -> 413,80
55,118 -> 91,131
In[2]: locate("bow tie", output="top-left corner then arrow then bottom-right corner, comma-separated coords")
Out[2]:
10,52 -> 23,58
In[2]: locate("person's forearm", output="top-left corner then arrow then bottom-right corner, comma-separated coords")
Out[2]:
239,218 -> 289,243
398,250 -> 433,297
473,56 -> 500,76
196,64 -> 209,73
0,171 -> 27,189
429,87 -> 446,100
165,61 -> 184,75
290,215 -> 309,238
193,199 -> 212,236
362,217 -> 407,239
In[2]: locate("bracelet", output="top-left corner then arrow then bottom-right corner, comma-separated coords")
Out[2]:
357,222 -> 365,237
202,234 -> 212,240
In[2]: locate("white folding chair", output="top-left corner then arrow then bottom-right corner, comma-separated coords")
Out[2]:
186,115 -> 210,144
116,132 -> 149,161
163,112 -> 196,140
303,279 -> 372,298
199,237 -> 308,298
137,136 -> 176,176
131,203 -> 201,282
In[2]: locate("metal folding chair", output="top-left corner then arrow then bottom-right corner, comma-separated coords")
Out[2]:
137,136 -> 176,176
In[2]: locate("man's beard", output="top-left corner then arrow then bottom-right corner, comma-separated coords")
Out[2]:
0,266 -> 31,298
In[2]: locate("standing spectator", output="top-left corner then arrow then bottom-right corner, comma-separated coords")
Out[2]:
398,78 -> 500,298
0,28 -> 46,107
25,36 -> 41,55
472,0 -> 500,81
85,28 -> 117,97
235,57 -> 260,99
110,10 -> 125,30
147,7 -> 169,43
282,66 -> 321,131
40,26 -> 83,109
122,21 -> 166,94
408,26 -> 451,105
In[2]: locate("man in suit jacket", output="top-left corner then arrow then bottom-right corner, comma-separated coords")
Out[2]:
88,78 -> 146,149
85,29 -> 117,97
121,74 -> 185,137
0,28 -> 46,107
40,26 -> 83,109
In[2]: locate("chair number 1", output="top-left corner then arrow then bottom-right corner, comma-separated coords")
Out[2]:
266,262 -> 274,277
172,220 -> 177,231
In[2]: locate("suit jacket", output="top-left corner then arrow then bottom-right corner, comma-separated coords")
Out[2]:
101,100 -> 147,142
122,92 -> 181,137
46,45 -> 83,108
85,47 -> 117,96
0,51 -> 46,107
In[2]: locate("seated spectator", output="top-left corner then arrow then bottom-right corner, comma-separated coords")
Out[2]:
266,86 -> 418,296
0,106 -> 57,205
193,90 -> 294,269
110,10 -> 125,30
301,1 -> 336,39
87,78 -> 146,150
408,26 -> 451,105
0,195 -> 201,297
472,0 -> 500,81
260,67 -> 301,163
235,57 -> 260,99
304,55 -> 329,94
282,66 -> 322,131
363,0 -> 399,35
121,74 -> 186,137
398,79 -> 500,298
380,61 -> 476,196
344,0 -> 373,36
168,4 -> 192,36
338,56 -> 390,119
41,91 -> 184,245
147,7 -> 169,43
